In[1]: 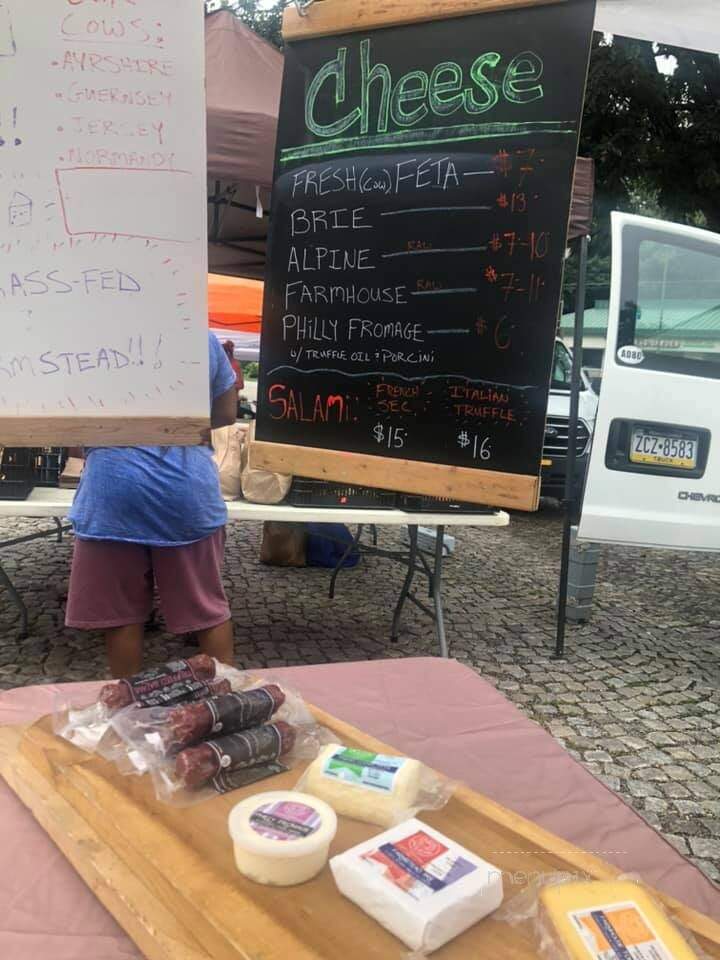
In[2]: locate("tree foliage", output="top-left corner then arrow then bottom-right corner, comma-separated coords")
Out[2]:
569,34 -> 720,306
581,35 -> 719,229
213,0 -> 289,48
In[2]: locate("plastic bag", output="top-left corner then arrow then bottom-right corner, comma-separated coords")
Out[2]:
260,521 -> 306,566
211,422 -> 246,500
306,523 -> 360,569
109,679 -> 315,771
240,430 -> 292,504
497,873 -> 708,960
294,744 -> 457,827
150,719 -> 334,806
53,656 -> 249,754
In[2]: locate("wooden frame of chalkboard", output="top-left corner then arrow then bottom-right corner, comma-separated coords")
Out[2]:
0,419 -> 209,447
252,0 -> 596,510
283,0 -> 567,40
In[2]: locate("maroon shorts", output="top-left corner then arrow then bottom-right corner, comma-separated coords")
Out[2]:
65,529 -> 230,635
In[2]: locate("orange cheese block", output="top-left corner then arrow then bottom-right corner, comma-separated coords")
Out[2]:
540,880 -> 699,960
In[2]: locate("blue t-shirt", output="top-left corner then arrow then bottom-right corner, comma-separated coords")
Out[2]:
70,334 -> 237,546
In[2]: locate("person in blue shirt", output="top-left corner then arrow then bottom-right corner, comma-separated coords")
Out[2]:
66,333 -> 238,678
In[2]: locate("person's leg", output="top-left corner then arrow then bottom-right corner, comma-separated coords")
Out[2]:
66,539 -> 153,677
153,527 -> 234,665
105,624 -> 145,678
196,618 -> 234,665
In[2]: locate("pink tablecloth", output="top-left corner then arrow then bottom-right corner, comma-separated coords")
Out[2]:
1,657 -> 718,960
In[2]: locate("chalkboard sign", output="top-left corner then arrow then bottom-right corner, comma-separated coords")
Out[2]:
254,0 -> 596,509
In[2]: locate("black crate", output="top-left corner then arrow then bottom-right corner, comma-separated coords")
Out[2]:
33,447 -> 67,487
396,493 -> 495,514
0,448 -> 36,500
288,478 -> 397,509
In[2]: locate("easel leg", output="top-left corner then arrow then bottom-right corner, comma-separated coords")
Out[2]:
329,524 -> 363,600
0,560 -> 28,639
391,525 -> 418,641
555,233 -> 589,659
432,525 -> 448,658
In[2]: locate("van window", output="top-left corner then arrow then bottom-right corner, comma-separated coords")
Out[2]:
617,235 -> 720,380
551,341 -> 573,390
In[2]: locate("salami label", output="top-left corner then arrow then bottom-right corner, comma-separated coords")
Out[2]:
206,724 -> 284,773
119,659 -> 212,708
206,688 -> 276,736
249,800 -> 322,841
211,761 -> 287,795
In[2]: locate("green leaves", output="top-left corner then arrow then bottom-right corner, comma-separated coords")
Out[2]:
566,34 -> 720,308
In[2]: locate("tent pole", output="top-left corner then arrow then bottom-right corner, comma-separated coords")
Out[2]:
555,233 -> 589,659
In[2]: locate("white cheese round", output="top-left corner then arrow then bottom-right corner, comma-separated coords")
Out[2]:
228,790 -> 337,886
302,744 -> 422,827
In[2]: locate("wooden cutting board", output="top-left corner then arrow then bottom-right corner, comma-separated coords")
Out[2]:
1,707 -> 720,960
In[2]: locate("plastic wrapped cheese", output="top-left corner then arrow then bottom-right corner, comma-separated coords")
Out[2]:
539,880 -> 700,960
297,743 -> 454,827
330,818 -> 503,953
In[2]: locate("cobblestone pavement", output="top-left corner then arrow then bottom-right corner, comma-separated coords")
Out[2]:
0,505 -> 718,883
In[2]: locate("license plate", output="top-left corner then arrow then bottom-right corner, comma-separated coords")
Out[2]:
630,429 -> 697,469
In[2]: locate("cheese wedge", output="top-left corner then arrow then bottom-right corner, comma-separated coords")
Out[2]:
540,880 -> 698,960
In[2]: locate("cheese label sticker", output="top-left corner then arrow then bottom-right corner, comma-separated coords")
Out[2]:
569,900 -> 674,960
322,747 -> 406,793
361,830 -> 477,901
250,800 -> 321,842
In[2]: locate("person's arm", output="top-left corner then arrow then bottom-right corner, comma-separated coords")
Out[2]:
211,385 -> 237,428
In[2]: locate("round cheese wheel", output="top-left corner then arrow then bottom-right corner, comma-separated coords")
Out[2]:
302,743 -> 422,827
228,790 -> 337,886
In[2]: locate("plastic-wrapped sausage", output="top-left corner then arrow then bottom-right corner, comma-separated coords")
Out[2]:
175,721 -> 296,789
163,685 -> 286,754
98,655 -> 217,712
203,678 -> 232,698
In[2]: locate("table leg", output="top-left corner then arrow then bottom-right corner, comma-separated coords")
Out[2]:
0,560 -> 28,639
329,525 -> 364,600
391,525 -> 419,641
53,517 -> 64,543
431,525 -> 448,658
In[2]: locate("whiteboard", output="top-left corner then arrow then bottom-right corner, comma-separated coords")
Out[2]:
0,0 -> 208,444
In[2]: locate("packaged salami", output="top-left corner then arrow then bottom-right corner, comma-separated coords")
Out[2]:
53,656 -> 250,754
151,719 -> 334,806
497,874 -> 707,960
108,679 -> 315,772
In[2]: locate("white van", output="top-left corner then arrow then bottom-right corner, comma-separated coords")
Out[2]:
541,339 -> 599,499
580,213 -> 720,551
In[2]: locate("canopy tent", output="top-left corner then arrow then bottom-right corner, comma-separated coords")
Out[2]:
206,12 -> 282,280
208,273 -> 263,359
595,0 -> 720,55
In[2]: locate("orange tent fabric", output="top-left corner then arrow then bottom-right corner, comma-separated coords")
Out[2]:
208,273 -> 263,333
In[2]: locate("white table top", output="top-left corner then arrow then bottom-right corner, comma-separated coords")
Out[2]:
0,487 -> 509,527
